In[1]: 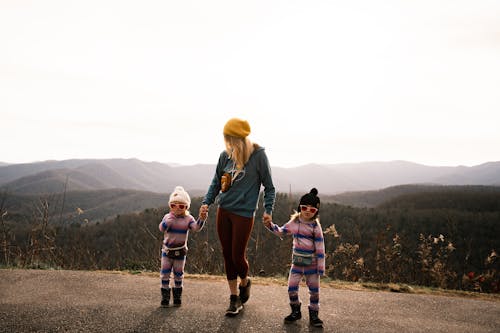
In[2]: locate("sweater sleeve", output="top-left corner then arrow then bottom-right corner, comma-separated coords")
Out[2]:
266,219 -> 291,237
258,149 -> 276,215
159,214 -> 169,232
188,215 -> 206,232
314,223 -> 326,276
202,152 -> 226,206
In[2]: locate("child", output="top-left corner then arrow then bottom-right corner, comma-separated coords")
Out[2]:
264,188 -> 325,328
159,186 -> 207,307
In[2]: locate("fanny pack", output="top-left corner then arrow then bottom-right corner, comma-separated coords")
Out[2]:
164,246 -> 187,259
292,251 -> 314,266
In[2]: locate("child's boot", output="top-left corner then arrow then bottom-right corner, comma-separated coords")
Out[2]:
173,287 -> 182,306
161,288 -> 170,307
309,308 -> 323,328
284,303 -> 301,323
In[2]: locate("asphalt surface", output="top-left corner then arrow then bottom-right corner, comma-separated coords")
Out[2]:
0,269 -> 499,333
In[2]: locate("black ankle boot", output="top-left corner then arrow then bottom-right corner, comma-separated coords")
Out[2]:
239,278 -> 251,304
173,287 -> 182,306
309,308 -> 323,327
284,303 -> 301,323
161,288 -> 170,307
225,294 -> 243,316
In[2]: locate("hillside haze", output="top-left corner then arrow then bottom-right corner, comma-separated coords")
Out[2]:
1,159 -> 499,195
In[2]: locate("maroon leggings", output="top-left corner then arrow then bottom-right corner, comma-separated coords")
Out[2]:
216,207 -> 254,280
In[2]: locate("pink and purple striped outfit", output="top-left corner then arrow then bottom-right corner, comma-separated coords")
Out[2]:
267,216 -> 325,311
159,212 -> 205,289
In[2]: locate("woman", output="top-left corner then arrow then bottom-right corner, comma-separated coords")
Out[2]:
200,117 -> 276,316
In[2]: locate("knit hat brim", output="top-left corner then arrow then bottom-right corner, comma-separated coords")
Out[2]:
169,186 -> 191,208
223,118 -> 251,138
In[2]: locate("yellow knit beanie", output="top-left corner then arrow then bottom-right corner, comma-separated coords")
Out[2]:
223,118 -> 251,138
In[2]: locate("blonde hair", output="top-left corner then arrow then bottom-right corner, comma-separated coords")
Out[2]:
224,134 -> 255,170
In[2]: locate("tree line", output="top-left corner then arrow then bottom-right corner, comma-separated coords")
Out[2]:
1,189 -> 499,293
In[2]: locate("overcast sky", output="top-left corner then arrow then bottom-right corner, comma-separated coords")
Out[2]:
1,0 -> 499,168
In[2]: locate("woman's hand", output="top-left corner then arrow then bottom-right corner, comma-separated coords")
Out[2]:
199,204 -> 209,220
262,212 -> 272,227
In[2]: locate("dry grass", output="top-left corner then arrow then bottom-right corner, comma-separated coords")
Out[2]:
107,270 -> 500,302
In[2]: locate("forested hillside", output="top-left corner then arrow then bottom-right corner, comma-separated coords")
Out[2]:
380,186 -> 500,211
2,189 -> 169,224
329,184 -> 500,208
1,187 -> 499,293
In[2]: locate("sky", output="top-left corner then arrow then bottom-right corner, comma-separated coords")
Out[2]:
1,0 -> 499,168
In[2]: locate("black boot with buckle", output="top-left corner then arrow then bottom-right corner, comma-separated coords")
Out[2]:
284,303 -> 302,323
173,287 -> 182,307
309,308 -> 323,328
161,287 -> 170,307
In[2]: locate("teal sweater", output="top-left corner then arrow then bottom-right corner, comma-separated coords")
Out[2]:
202,146 -> 276,218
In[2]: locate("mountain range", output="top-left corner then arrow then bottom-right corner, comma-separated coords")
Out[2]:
1,158 -> 499,195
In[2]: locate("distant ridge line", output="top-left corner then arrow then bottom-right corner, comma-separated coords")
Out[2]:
1,158 -> 499,195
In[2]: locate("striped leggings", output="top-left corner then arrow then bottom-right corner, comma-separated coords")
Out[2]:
160,252 -> 186,289
287,263 -> 321,311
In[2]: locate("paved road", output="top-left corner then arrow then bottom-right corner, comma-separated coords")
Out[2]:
0,269 -> 499,333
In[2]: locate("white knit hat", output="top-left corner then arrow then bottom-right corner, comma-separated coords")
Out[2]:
169,186 -> 191,208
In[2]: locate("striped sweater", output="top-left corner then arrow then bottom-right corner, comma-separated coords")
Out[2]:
159,212 -> 205,250
267,216 -> 325,275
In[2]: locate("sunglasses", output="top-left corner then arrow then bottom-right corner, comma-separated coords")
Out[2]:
170,203 -> 188,210
300,205 -> 318,214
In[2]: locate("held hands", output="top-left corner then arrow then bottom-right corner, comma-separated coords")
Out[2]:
262,212 -> 272,228
199,204 -> 209,221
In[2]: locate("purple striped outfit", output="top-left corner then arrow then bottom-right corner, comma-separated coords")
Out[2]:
159,212 -> 205,288
267,216 -> 325,311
